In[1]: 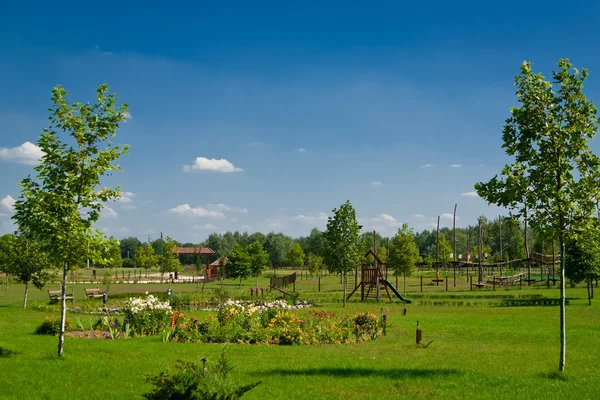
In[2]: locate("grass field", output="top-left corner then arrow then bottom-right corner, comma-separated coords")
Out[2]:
0,271 -> 599,399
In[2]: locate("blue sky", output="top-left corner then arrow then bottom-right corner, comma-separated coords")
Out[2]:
2,1 -> 600,242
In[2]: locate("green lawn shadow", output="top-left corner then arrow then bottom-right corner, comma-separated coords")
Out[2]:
258,367 -> 461,379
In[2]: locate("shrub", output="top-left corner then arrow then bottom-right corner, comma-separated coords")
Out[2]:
353,312 -> 380,340
123,294 -> 172,336
32,302 -> 59,313
34,317 -> 71,335
142,347 -> 261,400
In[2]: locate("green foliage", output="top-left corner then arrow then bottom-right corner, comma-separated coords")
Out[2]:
475,59 -> 600,371
306,253 -> 323,276
227,244 -> 251,285
11,84 -> 129,356
388,224 -> 421,276
119,237 -> 141,260
475,59 -> 600,240
142,347 -> 261,400
122,258 -> 135,268
99,239 -> 122,269
565,225 -> 600,284
135,243 -> 159,272
0,233 -> 53,307
324,200 -> 362,275
160,237 -> 182,274
247,241 -> 270,279
34,317 -> 71,335
287,242 -> 305,269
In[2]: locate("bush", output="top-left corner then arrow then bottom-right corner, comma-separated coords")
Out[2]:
122,258 -> 136,268
123,294 -> 172,336
353,312 -> 380,340
143,347 -> 261,400
34,317 -> 71,335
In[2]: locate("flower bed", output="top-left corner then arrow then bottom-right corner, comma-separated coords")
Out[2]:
45,295 -> 387,346
165,305 -> 387,345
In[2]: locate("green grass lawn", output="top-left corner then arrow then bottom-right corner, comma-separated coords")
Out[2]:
0,273 -> 599,399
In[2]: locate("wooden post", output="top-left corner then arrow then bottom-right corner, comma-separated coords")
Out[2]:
420,275 -> 423,292
318,275 -> 321,292
470,276 -> 473,291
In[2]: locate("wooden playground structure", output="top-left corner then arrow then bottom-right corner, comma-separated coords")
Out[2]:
346,232 -> 412,303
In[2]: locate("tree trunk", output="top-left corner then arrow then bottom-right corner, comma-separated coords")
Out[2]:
343,271 -> 347,308
587,280 -> 592,306
58,264 -> 68,357
23,281 -> 29,309
559,237 -> 566,372
256,275 -> 259,287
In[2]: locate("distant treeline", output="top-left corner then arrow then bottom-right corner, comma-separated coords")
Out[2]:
118,216 -> 549,267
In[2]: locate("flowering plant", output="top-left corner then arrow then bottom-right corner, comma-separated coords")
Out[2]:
123,294 -> 172,336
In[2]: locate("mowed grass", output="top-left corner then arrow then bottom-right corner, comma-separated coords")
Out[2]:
0,274 -> 599,400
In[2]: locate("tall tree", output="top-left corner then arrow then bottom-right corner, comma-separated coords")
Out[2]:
135,243 -> 158,277
306,253 -> 323,277
565,223 -> 600,305
247,241 -> 270,286
119,237 -> 141,259
12,84 -> 129,356
287,242 -> 305,270
0,233 -> 53,308
388,224 -> 421,277
475,59 -> 600,372
160,236 -> 182,275
324,200 -> 362,307
99,239 -> 122,270
227,244 -> 251,287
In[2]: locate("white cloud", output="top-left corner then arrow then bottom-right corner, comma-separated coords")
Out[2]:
194,224 -> 218,230
449,164 -> 462,168
207,203 -> 248,213
102,207 -> 118,218
412,213 -> 426,219
241,225 -> 253,231
294,148 -> 306,153
372,181 -> 383,186
121,205 -> 137,210
183,157 -> 243,173
230,217 -> 238,222
116,191 -> 135,204
266,218 -> 284,229
0,195 -> 16,212
441,213 -> 458,220
378,213 -> 397,223
167,204 -> 225,219
0,142 -> 44,165
293,212 -> 328,224
420,164 -> 433,168
460,191 -> 480,198
100,227 -> 130,234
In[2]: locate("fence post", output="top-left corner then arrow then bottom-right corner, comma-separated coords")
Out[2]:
420,275 -> 423,292
318,275 -> 321,292
470,276 -> 473,291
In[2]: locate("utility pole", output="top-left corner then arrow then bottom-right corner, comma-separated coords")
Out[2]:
453,204 -> 457,262
478,218 -> 483,284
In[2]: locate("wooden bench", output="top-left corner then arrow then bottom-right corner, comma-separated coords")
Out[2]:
48,290 -> 74,304
84,288 -> 105,299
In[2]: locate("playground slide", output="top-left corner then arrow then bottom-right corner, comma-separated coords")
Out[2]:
381,279 -> 412,304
